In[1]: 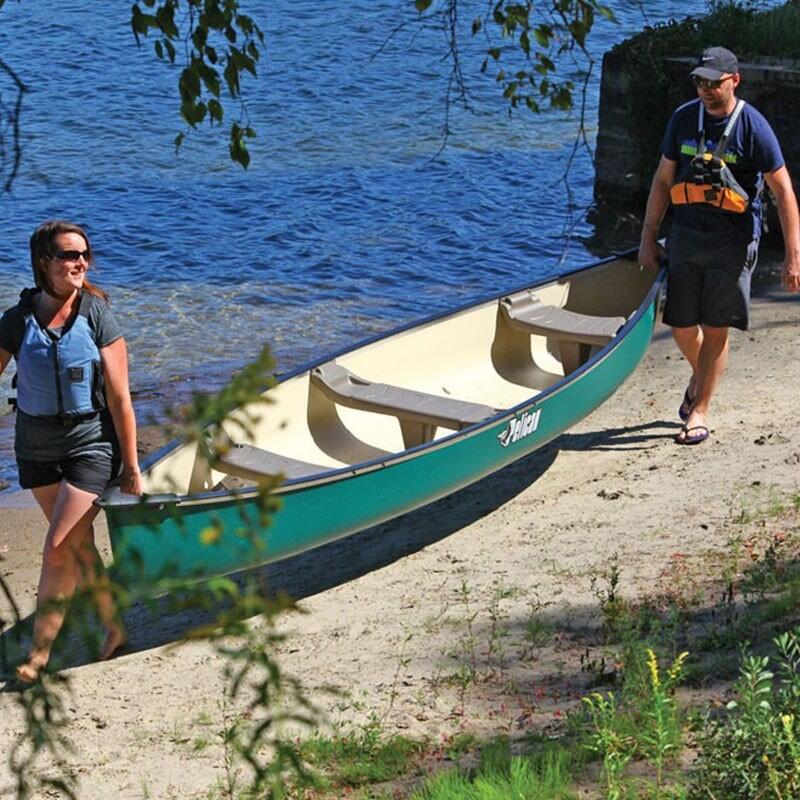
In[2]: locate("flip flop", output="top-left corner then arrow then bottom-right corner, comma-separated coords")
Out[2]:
678,385 -> 695,422
675,425 -> 710,445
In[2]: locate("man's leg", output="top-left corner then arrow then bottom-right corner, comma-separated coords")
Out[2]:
672,324 -> 729,441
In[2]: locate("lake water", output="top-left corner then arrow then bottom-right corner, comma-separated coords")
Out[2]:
0,1 -> 767,488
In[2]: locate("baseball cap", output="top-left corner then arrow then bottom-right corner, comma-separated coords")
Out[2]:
691,47 -> 739,80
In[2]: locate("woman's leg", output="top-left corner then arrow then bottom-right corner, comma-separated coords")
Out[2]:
17,481 -> 108,681
71,523 -> 127,660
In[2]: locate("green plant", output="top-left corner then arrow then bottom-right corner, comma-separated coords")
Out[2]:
591,553 -> 632,644
641,649 -> 688,791
689,628 -> 800,798
297,717 -> 424,792
582,691 -> 635,800
409,739 -> 578,800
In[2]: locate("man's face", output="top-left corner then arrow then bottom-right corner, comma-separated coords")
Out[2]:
693,72 -> 740,115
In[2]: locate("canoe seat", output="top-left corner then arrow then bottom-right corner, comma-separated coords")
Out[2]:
216,443 -> 327,482
310,363 -> 496,448
500,292 -> 626,374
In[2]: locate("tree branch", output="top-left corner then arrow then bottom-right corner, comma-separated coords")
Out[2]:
0,55 -> 27,192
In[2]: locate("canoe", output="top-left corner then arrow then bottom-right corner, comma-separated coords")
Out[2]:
99,251 -> 664,588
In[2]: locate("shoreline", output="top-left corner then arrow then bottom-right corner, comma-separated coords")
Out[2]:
0,245 -> 790,507
1,252 -> 799,796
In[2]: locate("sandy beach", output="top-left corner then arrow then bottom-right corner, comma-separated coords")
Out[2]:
1,261 -> 799,798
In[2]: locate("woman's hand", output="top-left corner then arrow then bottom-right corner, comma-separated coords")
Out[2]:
119,464 -> 143,495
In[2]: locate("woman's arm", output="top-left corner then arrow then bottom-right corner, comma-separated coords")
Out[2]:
100,337 -> 142,495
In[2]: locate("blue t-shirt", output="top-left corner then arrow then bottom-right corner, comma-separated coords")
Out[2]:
661,98 -> 784,240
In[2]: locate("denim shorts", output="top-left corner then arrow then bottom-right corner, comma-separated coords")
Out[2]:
663,228 -> 759,331
18,447 -> 121,496
15,410 -> 120,495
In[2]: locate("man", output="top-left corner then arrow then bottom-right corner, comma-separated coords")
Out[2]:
638,46 -> 800,444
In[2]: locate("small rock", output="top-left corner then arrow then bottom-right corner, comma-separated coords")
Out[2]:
597,488 -> 623,500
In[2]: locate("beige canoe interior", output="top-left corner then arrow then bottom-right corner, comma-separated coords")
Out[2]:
143,255 -> 653,496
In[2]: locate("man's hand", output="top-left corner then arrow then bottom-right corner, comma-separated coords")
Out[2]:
782,255 -> 800,292
638,237 -> 665,272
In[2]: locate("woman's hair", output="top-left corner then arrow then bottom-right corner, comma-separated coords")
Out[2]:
29,220 -> 109,301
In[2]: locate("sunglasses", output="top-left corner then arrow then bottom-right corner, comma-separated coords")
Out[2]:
692,74 -> 734,90
54,249 -> 90,263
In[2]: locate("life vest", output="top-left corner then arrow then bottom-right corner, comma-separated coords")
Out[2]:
14,292 -> 105,418
670,99 -> 749,214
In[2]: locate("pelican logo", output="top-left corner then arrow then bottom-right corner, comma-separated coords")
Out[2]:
498,409 -> 541,448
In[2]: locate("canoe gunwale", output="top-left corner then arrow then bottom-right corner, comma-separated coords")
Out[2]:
100,252 -> 663,511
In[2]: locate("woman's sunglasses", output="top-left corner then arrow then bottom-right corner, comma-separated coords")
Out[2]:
54,249 -> 90,263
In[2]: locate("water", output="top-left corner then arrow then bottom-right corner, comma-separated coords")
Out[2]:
0,1 -> 759,487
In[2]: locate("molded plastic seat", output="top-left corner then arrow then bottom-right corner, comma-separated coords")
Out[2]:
500,292 -> 625,345
216,443 -> 327,481
310,363 -> 496,448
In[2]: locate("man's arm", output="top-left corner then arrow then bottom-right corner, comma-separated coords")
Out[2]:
764,165 -> 800,292
638,156 -> 677,270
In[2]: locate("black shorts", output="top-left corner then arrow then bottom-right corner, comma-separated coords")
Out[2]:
663,228 -> 759,331
18,447 -> 121,496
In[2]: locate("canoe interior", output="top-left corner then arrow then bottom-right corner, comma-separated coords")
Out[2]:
141,255 -> 653,496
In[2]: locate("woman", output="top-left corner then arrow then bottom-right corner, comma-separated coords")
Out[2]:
0,220 -> 141,682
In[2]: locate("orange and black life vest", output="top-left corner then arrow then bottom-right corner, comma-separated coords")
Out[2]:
670,99 -> 749,214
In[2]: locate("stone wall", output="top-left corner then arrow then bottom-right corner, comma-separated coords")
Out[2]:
594,54 -> 800,223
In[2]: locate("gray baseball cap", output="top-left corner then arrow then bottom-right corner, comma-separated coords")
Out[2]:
691,47 -> 739,80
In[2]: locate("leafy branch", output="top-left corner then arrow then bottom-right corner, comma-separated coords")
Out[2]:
414,0 -> 616,115
130,0 -> 265,168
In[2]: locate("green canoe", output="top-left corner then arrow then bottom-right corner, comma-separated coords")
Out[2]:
99,251 -> 664,588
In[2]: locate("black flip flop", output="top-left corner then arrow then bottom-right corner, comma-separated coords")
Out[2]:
675,425 -> 709,445
678,385 -> 694,422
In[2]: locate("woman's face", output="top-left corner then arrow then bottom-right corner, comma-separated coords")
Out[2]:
44,232 -> 90,296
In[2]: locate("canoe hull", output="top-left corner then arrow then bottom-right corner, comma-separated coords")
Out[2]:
106,285 -> 658,588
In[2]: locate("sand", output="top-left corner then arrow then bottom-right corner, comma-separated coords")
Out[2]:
0,264 -> 799,798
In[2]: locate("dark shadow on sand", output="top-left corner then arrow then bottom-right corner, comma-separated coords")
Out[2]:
0,413 -> 686,685
2,444 -> 559,680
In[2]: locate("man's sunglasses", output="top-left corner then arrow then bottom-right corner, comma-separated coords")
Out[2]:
692,75 -> 734,90
54,249 -> 90,263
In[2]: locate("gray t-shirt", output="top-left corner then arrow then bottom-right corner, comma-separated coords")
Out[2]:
0,289 -> 123,461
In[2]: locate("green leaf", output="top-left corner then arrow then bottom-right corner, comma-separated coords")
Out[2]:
179,65 -> 201,101
154,40 -> 164,59
534,24 -> 552,48
208,99 -> 224,123
471,17 -> 482,35
180,99 -> 207,126
415,0 -> 433,11
597,4 -> 617,22
223,60 -> 240,96
229,125 -> 251,169
488,47 -> 501,61
174,132 -> 186,151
